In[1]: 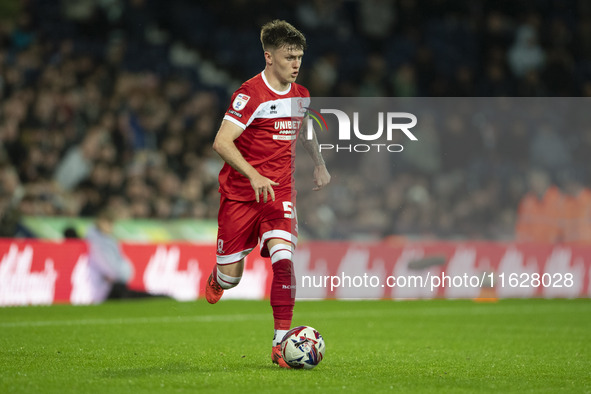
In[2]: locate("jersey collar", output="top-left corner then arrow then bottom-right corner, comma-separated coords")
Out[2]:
261,71 -> 292,95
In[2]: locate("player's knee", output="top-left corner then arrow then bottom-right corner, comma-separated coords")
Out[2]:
269,243 -> 293,265
216,260 -> 244,290
217,258 -> 244,276
269,243 -> 296,293
216,265 -> 242,289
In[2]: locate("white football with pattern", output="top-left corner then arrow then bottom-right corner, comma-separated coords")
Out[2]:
280,326 -> 325,369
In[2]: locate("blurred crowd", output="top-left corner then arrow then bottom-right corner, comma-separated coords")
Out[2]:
1,0 -> 591,241
296,97 -> 591,241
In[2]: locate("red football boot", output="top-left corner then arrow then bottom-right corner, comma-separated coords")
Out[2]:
205,274 -> 224,304
271,344 -> 292,369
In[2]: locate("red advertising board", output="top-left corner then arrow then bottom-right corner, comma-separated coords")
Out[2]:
0,239 -> 589,306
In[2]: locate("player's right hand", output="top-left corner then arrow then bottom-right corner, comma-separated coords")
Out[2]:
250,175 -> 279,203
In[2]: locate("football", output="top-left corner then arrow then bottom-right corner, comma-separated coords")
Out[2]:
280,326 -> 325,369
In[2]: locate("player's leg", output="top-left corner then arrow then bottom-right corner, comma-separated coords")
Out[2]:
267,238 -> 296,344
214,258 -> 245,286
206,196 -> 257,304
259,196 -> 298,368
259,198 -> 298,331
205,258 -> 244,304
266,238 -> 296,368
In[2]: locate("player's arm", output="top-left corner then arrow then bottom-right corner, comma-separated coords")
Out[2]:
213,119 -> 278,202
300,123 -> 331,191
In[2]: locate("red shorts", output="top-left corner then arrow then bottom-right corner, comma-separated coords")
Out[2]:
216,194 -> 298,265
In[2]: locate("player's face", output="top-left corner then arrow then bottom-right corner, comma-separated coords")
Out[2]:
270,45 -> 303,85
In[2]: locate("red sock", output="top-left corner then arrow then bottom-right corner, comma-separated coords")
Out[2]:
270,259 -> 295,329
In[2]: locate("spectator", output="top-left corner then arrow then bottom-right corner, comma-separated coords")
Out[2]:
53,128 -> 105,191
515,169 -> 563,242
559,170 -> 591,243
529,125 -> 572,176
508,24 -> 545,78
357,0 -> 395,51
85,208 -> 133,303
85,207 -> 165,302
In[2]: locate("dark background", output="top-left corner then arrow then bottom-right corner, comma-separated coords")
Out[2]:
0,0 -> 590,240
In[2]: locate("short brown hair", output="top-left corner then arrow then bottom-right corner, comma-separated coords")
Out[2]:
260,20 -> 306,51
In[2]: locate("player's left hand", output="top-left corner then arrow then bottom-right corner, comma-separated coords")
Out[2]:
313,165 -> 331,191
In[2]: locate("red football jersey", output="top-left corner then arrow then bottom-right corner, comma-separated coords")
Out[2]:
218,71 -> 310,201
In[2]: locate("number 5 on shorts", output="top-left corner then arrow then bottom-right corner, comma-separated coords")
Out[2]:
282,201 -> 296,219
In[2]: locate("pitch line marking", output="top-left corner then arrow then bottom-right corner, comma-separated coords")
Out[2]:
0,302 -> 585,328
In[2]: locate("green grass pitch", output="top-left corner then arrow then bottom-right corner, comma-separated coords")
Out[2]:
1,298 -> 590,393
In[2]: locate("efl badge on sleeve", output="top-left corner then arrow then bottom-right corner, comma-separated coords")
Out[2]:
232,93 -> 250,111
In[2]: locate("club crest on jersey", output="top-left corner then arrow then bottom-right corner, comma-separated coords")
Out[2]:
232,93 -> 250,111
297,99 -> 306,114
